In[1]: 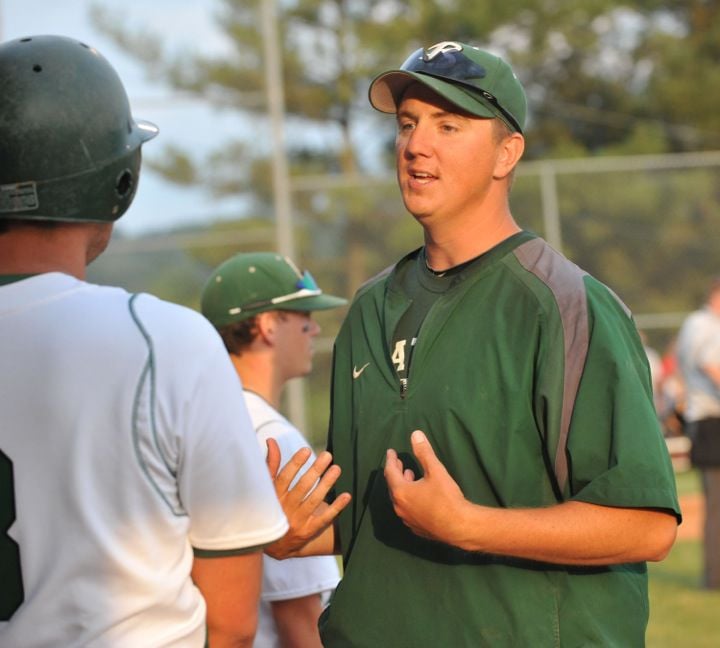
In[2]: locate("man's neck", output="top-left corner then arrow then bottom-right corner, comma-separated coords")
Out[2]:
230,353 -> 284,410
423,210 -> 521,272
0,221 -> 111,279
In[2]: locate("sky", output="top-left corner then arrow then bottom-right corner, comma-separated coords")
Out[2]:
2,0 -> 253,237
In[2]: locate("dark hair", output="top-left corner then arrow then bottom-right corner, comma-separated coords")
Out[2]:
217,316 -> 259,355
492,117 -> 513,143
0,218 -> 62,235
216,311 -> 302,355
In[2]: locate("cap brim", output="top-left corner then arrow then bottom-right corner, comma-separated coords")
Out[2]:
235,293 -> 348,322
369,70 -> 498,120
278,294 -> 348,312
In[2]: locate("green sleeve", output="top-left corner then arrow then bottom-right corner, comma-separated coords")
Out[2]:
567,278 -> 681,520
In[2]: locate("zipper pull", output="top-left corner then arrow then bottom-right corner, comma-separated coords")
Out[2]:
400,378 -> 408,398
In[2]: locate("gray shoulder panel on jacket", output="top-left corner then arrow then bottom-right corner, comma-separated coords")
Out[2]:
513,238 -> 589,497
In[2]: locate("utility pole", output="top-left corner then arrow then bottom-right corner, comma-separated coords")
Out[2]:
260,0 -> 307,431
260,0 -> 295,260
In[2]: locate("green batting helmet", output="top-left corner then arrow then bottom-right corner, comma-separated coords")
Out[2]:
0,35 -> 158,222
201,252 -> 348,328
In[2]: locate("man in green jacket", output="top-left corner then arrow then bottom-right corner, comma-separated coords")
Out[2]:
271,40 -> 681,647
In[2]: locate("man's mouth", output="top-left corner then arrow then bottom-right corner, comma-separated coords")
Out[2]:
409,170 -> 436,184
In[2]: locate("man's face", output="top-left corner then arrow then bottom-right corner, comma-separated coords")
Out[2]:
394,83 -> 504,227
274,310 -> 321,380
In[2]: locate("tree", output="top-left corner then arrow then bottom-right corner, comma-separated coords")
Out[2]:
90,0 -> 720,436
90,0 -> 720,308
91,0 -> 634,292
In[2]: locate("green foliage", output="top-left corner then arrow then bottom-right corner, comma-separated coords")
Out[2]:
92,0 -> 720,163
90,0 -> 720,294
146,145 -> 199,185
555,165 -> 720,314
87,245 -> 211,310
637,2 -> 720,151
89,0 -> 720,409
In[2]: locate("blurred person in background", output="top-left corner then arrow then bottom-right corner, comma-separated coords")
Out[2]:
659,336 -> 687,438
676,277 -> 720,589
201,252 -> 347,647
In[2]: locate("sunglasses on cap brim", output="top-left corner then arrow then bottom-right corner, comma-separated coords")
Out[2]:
227,270 -> 322,317
400,46 -> 523,133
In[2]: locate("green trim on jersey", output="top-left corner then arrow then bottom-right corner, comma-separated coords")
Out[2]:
128,293 -> 186,517
192,543 -> 266,558
322,233 -> 680,648
0,274 -> 37,286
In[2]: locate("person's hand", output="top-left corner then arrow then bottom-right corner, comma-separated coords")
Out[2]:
384,429 -> 470,545
264,438 -> 351,559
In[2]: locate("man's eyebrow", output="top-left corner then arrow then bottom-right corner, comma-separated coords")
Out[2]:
396,107 -> 471,122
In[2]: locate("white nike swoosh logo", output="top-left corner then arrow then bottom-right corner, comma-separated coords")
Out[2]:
352,363 -> 370,379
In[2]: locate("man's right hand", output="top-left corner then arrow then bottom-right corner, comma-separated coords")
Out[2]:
264,438 -> 351,559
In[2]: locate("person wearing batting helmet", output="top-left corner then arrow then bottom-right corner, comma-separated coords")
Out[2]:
0,35 -> 290,647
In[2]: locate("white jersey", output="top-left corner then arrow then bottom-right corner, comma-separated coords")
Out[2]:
243,392 -> 341,648
677,306 -> 720,421
0,273 -> 288,647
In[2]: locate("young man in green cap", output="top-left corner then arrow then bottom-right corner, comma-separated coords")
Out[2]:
201,252 -> 347,648
272,41 -> 681,647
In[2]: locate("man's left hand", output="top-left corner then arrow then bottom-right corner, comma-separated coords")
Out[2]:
384,429 -> 470,546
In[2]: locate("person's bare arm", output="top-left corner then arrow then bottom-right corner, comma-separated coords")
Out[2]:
264,438 -> 350,559
271,593 -> 325,648
191,552 -> 263,647
385,430 -> 678,565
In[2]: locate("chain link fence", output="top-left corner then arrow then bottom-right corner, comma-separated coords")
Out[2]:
92,150 -> 720,446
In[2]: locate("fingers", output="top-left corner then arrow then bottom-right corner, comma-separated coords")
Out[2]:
274,446 -> 314,493
266,437 -> 281,477
410,429 -> 439,475
384,448 -> 405,490
311,491 -> 352,528
268,466 -> 351,559
386,431 -> 436,488
263,444 -> 351,558
297,463 -> 342,510
275,450 -> 345,515
286,451 -> 334,501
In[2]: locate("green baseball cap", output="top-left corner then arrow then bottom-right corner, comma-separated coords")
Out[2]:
201,251 -> 348,327
369,41 -> 527,133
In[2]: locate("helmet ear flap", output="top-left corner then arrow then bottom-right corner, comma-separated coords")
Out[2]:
0,35 -> 157,223
115,169 -> 135,200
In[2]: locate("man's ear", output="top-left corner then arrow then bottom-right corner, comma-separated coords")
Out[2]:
493,132 -> 525,180
255,311 -> 278,345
